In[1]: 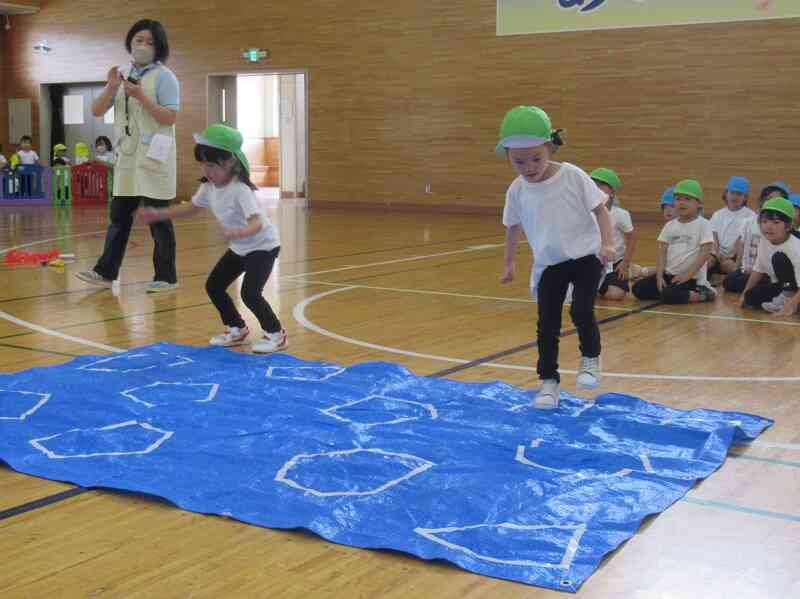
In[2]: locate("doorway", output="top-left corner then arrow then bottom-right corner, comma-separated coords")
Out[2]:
207,71 -> 308,204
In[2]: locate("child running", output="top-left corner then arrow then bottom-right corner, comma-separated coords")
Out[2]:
499,106 -> 614,409
141,123 -> 288,353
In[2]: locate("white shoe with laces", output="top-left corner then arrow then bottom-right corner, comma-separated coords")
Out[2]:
75,270 -> 113,288
762,292 -> 788,313
533,379 -> 560,410
209,326 -> 250,347
252,329 -> 289,354
146,281 -> 179,293
576,356 -> 600,390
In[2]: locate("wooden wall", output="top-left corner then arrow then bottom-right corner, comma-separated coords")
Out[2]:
1,2 -> 798,216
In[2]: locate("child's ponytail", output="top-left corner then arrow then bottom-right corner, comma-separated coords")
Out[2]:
551,128 -> 565,152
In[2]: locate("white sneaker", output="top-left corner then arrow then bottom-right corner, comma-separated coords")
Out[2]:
75,270 -> 113,288
252,329 -> 289,354
146,281 -> 179,293
576,356 -> 600,390
209,326 -> 250,347
533,379 -> 560,410
762,292 -> 788,313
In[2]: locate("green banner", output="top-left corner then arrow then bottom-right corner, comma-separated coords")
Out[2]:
497,0 -> 800,36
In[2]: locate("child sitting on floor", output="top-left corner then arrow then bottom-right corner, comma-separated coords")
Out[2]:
739,197 -> 800,315
632,179 -> 716,304
708,176 -> 755,276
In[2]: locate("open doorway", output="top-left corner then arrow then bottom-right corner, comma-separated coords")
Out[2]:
207,71 -> 308,205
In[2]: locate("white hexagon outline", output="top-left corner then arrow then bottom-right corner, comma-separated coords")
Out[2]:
0,389 -> 51,421
414,522 -> 587,569
29,420 -> 173,459
120,381 -> 220,408
78,352 -> 194,373
265,365 -> 345,381
320,394 -> 438,428
275,447 -> 435,497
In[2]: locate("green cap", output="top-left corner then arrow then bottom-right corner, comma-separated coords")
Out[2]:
495,106 -> 552,156
194,123 -> 251,174
761,197 -> 795,221
590,168 -> 621,191
674,179 -> 703,201
75,142 -> 89,158
53,143 -> 67,152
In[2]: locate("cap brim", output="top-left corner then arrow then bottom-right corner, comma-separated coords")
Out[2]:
494,135 -> 550,156
194,133 -> 251,174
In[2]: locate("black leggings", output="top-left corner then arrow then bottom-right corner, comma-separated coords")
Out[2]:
205,247 -> 282,333
743,252 -> 799,308
536,254 -> 604,382
632,273 -> 698,304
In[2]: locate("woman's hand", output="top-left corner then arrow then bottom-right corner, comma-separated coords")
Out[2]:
122,78 -> 145,101
107,66 -> 123,91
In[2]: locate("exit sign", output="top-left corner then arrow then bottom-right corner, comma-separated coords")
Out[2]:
242,48 -> 270,63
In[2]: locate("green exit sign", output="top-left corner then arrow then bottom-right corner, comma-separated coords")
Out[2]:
242,48 -> 269,63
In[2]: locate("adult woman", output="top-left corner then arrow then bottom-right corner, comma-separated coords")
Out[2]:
76,19 -> 180,292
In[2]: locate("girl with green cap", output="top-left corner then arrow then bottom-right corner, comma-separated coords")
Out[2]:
632,179 -> 717,304
498,106 -> 615,409
141,123 -> 288,353
739,197 -> 800,315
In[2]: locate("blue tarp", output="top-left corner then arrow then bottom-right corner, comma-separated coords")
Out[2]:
0,343 -> 772,591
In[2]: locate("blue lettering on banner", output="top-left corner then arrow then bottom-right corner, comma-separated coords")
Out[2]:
557,0 -> 607,13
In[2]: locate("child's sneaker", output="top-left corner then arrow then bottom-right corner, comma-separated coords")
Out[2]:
75,270 -> 113,288
762,292 -> 788,313
209,326 -> 250,347
533,379 -> 560,409
252,329 -> 289,354
697,285 -> 717,302
146,281 -> 179,293
576,356 -> 600,390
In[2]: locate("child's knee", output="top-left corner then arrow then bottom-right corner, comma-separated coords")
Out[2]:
602,286 -> 627,301
661,286 -> 688,304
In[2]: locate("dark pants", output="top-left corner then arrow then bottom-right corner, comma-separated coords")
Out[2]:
206,247 -> 282,333
743,252 -> 799,308
94,196 -> 177,283
536,254 -> 604,382
632,273 -> 698,304
722,269 -> 749,293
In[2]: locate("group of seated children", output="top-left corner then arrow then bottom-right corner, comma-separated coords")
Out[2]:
588,169 -> 800,317
0,136 -> 114,170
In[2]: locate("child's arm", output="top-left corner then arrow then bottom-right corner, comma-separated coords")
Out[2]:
733,236 -> 744,271
656,241 -> 668,291
223,214 -> 262,240
591,203 -> 615,264
140,202 -> 202,223
711,232 -> 721,259
617,230 -> 636,281
738,270 -> 765,307
673,242 -> 713,284
501,224 -> 521,284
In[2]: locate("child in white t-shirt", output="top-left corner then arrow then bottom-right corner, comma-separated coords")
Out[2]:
141,124 -> 288,354
16,136 -> 39,165
499,106 -> 614,409
94,136 -> 115,165
723,181 -> 789,293
708,176 -> 756,275
632,179 -> 716,304
590,168 -> 636,300
740,197 -> 800,315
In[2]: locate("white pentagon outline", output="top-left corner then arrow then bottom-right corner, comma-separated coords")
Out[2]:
515,439 -> 633,479
414,522 -> 587,569
0,389 -> 51,421
275,447 -> 435,497
78,352 -> 193,373
265,365 -> 345,381
320,394 -> 438,428
120,381 -> 220,408
29,420 -> 173,459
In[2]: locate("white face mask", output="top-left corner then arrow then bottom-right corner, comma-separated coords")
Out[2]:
132,46 -> 155,66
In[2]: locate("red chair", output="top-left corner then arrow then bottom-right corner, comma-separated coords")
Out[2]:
71,161 -> 111,205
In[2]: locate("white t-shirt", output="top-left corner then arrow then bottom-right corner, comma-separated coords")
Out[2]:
657,216 -> 714,285
503,162 -> 606,291
192,180 -> 280,256
608,205 -> 634,264
710,206 -> 756,258
96,151 -> 115,165
17,150 -> 39,165
740,216 -> 761,272
753,235 -> 800,284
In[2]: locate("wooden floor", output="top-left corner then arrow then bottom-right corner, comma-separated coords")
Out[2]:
0,200 -> 798,599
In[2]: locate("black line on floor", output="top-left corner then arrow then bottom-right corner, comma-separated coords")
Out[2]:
0,486 -> 89,521
0,343 -> 82,358
429,301 -> 662,378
